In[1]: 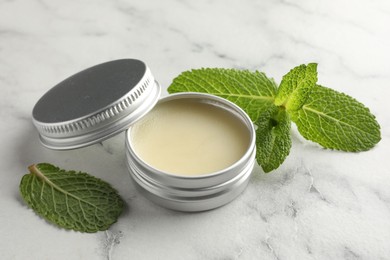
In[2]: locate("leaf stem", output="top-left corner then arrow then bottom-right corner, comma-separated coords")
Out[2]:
28,164 -> 45,180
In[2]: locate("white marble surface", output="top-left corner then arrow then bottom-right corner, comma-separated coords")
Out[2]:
1,0 -> 390,259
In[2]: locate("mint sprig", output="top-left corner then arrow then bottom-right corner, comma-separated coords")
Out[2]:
168,64 -> 381,172
20,163 -> 124,233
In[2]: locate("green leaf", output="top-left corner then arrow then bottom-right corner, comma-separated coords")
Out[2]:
290,85 -> 381,151
256,106 -> 292,173
20,163 -> 124,233
274,63 -> 318,111
168,68 -> 277,121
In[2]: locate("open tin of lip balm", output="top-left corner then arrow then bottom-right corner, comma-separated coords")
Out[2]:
32,59 -> 256,212
126,93 -> 256,211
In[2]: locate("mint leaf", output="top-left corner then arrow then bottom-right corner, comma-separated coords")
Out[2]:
290,85 -> 381,151
274,63 -> 318,111
168,68 -> 277,121
20,163 -> 124,233
256,106 -> 292,173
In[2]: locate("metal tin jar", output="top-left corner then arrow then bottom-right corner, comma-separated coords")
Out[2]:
125,93 -> 256,212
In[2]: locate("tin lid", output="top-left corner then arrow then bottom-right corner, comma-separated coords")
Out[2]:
32,59 -> 161,150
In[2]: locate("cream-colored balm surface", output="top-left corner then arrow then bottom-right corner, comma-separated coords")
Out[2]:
131,99 -> 250,176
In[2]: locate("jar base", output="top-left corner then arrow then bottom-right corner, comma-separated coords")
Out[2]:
131,171 -> 252,212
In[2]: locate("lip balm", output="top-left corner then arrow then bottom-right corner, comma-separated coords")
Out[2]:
130,99 -> 250,176
126,93 -> 256,212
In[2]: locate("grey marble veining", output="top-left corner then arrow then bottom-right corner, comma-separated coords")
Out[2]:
1,0 -> 390,259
